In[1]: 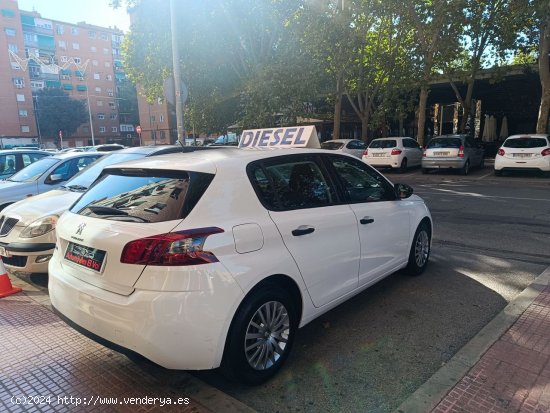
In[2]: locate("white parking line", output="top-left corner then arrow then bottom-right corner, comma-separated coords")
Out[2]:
476,171 -> 494,180
414,189 -> 550,202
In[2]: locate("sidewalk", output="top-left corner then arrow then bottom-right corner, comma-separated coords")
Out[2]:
396,265 -> 550,413
0,275 -> 255,413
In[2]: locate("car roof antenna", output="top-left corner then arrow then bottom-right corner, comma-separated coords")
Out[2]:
177,137 -> 185,151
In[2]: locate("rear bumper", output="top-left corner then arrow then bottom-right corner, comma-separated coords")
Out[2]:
48,253 -> 244,370
494,156 -> 550,172
363,156 -> 400,169
421,158 -> 466,169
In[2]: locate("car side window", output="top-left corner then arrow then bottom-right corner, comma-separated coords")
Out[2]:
328,155 -> 396,203
248,157 -> 336,211
0,154 -> 17,174
347,140 -> 367,150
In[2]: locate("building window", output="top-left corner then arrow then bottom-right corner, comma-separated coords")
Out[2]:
8,43 -> 18,53
92,59 -> 98,67
104,62 -> 111,68
58,40 -> 66,49
13,77 -> 24,88
110,113 -> 117,120
91,46 -> 97,52
21,125 -> 30,133
99,126 -> 106,133
30,81 -> 44,89
107,88 -> 113,97
72,43 -> 80,50
160,114 -> 164,122
103,48 -> 109,54
157,97 -> 163,105
150,115 -> 155,122
71,27 -> 79,35
106,74 -> 112,81
95,87 -> 101,93
108,101 -> 116,109
111,127 -> 117,133
56,24 -> 64,35
5,28 -> 16,36
97,101 -> 103,107
88,30 -> 96,38
74,57 -> 81,64
19,109 -> 28,117
11,61 -> 20,70
60,56 -> 68,62
16,94 -> 25,102
1,8 -> 16,18
100,32 -> 108,41
24,33 -> 37,42
93,73 -> 100,80
83,126 -> 89,133
97,113 -> 105,120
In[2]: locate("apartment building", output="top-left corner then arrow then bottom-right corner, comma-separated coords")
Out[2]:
0,0 -> 137,148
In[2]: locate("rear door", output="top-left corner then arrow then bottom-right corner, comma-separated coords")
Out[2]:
404,139 -> 422,166
326,155 -> 410,286
253,155 -> 360,308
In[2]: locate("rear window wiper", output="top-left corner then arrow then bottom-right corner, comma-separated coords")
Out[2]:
86,205 -> 129,216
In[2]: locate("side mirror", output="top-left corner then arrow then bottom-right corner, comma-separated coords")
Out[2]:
395,183 -> 413,199
48,174 -> 64,183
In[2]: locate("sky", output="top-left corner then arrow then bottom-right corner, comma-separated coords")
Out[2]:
17,0 -> 131,32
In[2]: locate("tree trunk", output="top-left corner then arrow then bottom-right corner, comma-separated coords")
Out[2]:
333,77 -> 343,139
361,115 -> 369,141
399,115 -> 404,137
460,78 -> 475,133
417,85 -> 429,146
536,9 -> 550,134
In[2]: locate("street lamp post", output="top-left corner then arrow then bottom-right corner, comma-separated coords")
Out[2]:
85,75 -> 95,146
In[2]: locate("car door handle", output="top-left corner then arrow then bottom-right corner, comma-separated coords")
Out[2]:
292,226 -> 315,236
360,217 -> 375,225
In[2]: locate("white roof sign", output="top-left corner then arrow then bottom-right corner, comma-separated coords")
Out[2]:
238,126 -> 320,149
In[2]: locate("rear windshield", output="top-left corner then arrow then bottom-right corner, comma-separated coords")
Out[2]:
369,140 -> 397,149
321,142 -> 345,150
427,138 -> 462,149
503,137 -> 548,148
70,169 -> 214,223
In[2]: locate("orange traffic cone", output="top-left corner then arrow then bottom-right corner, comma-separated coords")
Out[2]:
0,257 -> 22,298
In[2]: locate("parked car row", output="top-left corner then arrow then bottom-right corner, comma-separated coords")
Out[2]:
321,133 -> 549,176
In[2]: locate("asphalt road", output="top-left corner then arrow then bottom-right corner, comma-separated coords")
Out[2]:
195,164 -> 550,413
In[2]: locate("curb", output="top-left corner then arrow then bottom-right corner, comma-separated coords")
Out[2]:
10,273 -> 256,413
394,265 -> 550,413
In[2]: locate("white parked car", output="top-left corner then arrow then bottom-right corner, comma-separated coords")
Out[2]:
0,146 -> 186,274
362,137 -> 423,171
0,152 -> 103,211
49,148 -> 432,384
320,139 -> 368,158
494,134 -> 550,175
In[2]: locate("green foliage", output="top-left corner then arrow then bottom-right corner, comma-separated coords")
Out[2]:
116,80 -> 140,126
34,88 -> 88,137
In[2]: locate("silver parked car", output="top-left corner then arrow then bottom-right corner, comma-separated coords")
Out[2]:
0,152 -> 104,211
321,139 -> 368,158
422,135 -> 484,175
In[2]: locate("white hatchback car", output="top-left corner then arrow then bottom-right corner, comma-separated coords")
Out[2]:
494,134 -> 550,175
362,137 -> 423,171
320,139 -> 368,158
49,148 -> 432,384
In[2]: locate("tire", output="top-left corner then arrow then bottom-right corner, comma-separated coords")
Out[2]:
406,222 -> 431,276
221,285 -> 298,385
400,158 -> 408,173
494,169 -> 502,176
460,160 -> 470,175
422,168 -> 429,174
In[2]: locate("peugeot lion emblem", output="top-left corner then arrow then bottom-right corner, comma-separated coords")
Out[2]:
76,223 -> 86,236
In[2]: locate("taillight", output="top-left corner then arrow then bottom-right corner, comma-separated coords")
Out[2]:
391,148 -> 402,155
497,148 -> 505,156
423,147 -> 427,157
542,148 -> 550,156
458,145 -> 465,158
120,227 -> 224,266
363,149 -> 368,156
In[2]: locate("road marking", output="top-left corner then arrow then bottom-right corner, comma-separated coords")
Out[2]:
476,171 -> 494,180
415,188 -> 550,202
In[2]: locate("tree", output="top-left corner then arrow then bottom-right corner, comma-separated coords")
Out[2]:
534,0 -> 550,133
440,0 -> 523,134
116,79 -> 140,126
404,0 -> 465,146
34,88 -> 88,140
